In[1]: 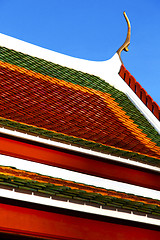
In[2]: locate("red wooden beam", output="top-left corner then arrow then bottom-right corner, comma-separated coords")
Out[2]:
0,202 -> 160,240
0,135 -> 160,190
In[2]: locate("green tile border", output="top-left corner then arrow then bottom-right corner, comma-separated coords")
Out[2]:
0,173 -> 159,216
0,118 -> 160,167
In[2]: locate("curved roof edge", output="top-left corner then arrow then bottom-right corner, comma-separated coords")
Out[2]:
0,33 -> 159,134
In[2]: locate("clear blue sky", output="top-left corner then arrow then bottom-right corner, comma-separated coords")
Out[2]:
0,0 -> 160,105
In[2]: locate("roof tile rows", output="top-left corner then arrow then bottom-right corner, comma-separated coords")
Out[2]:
0,46 -> 160,166
0,165 -> 160,217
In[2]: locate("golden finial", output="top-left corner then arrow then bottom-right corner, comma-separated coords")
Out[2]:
117,12 -> 131,63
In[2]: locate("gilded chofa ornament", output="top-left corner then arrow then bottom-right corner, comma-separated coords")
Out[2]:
117,12 -> 131,63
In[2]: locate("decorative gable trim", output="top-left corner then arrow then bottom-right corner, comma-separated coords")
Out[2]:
119,65 -> 160,120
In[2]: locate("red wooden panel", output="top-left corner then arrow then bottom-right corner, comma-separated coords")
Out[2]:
0,135 -> 160,191
146,95 -> 153,111
152,102 -> 160,119
129,75 -> 136,91
140,88 -> 147,104
135,82 -> 141,98
0,202 -> 160,240
119,64 -> 126,79
124,70 -> 130,85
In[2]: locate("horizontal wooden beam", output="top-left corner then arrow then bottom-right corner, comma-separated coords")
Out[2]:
0,199 -> 159,240
0,134 -> 160,190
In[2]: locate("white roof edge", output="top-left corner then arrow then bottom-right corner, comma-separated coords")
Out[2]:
1,127 -> 160,172
112,73 -> 160,134
0,189 -> 160,226
1,154 -> 160,199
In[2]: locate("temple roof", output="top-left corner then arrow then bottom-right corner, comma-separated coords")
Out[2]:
0,35 -> 160,167
0,33 -> 160,227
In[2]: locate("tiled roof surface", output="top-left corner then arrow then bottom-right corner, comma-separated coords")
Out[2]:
119,65 -> 160,120
0,165 -> 160,217
0,46 -> 160,166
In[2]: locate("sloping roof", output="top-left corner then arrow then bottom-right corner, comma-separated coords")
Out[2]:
0,165 -> 160,217
0,44 -> 160,167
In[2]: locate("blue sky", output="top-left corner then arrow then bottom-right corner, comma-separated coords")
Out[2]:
0,0 -> 160,105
